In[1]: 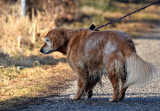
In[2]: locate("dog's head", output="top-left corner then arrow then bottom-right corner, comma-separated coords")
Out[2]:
40,29 -> 67,54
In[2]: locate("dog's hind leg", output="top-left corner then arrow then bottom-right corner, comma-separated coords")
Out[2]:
106,51 -> 125,102
69,71 -> 88,100
108,71 -> 120,102
107,58 -> 122,102
119,75 -> 128,101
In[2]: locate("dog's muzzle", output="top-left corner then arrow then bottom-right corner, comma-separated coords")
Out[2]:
40,48 -> 55,54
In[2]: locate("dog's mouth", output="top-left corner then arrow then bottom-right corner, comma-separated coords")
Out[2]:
40,48 -> 55,54
45,50 -> 55,54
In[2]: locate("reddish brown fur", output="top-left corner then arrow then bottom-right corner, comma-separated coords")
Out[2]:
40,28 -> 138,102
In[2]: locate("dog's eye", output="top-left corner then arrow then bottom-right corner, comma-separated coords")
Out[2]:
45,38 -> 50,42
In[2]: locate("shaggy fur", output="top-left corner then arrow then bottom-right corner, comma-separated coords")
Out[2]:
40,28 -> 157,102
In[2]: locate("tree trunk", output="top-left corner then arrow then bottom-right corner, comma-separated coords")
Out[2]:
21,0 -> 26,17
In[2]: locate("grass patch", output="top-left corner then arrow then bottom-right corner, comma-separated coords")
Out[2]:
0,54 -> 76,110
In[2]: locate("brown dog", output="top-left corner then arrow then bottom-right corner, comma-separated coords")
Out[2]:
40,28 -> 157,102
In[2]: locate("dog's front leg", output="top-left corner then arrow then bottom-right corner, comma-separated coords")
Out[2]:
69,71 -> 87,100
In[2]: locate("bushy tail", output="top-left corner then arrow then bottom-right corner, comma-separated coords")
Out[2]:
123,53 -> 157,88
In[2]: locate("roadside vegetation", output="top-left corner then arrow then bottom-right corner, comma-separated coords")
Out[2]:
0,0 -> 160,110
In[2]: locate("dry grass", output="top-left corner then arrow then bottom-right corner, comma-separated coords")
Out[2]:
0,2 -> 75,110
0,1 -> 59,56
0,1 -> 160,110
0,52 -> 76,110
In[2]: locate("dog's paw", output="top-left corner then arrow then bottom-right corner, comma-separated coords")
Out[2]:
109,98 -> 119,102
109,98 -> 113,102
69,95 -> 75,99
87,90 -> 93,99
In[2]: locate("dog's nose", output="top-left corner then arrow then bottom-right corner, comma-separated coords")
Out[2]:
40,48 -> 43,53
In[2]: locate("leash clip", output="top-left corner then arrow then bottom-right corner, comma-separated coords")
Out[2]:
89,24 -> 99,31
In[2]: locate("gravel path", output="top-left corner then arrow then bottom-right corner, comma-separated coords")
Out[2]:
10,24 -> 160,111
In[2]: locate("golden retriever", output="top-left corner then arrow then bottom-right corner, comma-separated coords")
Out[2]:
40,28 -> 157,102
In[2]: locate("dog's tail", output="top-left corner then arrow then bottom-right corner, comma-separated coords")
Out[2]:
123,53 -> 157,88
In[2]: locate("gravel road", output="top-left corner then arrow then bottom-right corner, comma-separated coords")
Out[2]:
9,24 -> 160,111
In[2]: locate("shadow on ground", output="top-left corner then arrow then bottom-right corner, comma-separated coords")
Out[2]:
0,52 -> 67,68
2,93 -> 159,111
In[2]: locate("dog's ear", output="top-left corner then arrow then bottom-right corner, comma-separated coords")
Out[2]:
54,30 -> 66,47
54,29 -> 68,54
